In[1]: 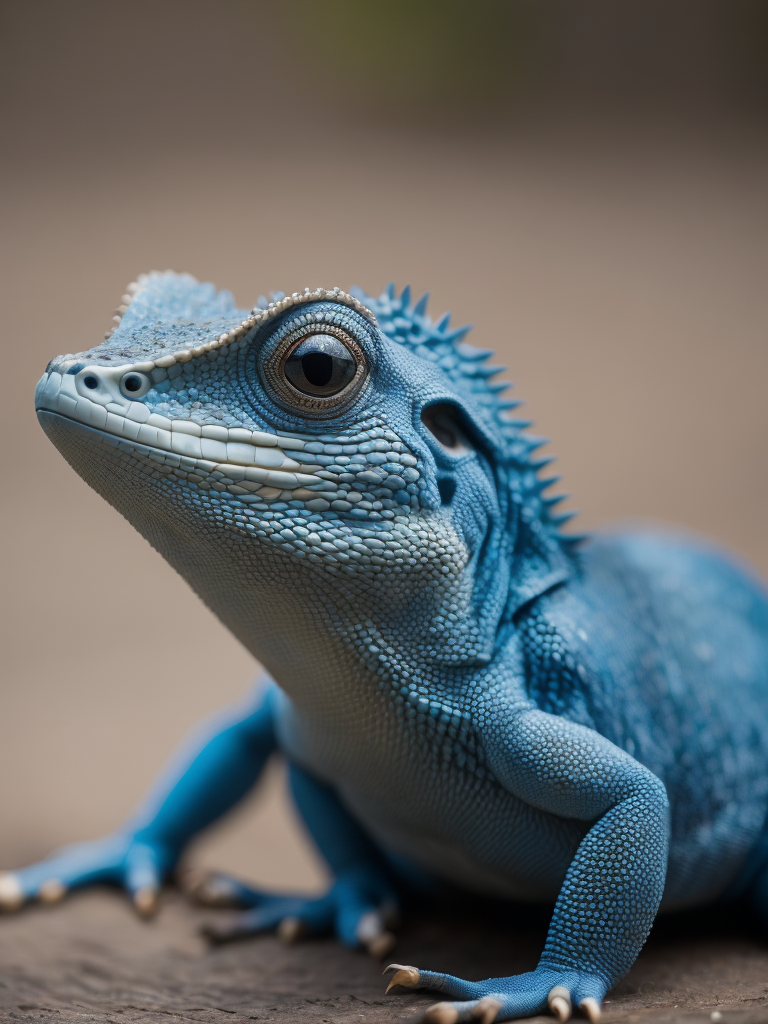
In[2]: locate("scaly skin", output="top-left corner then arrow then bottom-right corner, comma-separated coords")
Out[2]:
4,273 -> 768,1023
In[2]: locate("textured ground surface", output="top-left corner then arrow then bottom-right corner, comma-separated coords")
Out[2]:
1,891 -> 767,1024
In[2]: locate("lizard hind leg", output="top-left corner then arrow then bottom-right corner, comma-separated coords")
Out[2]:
190,873 -> 397,957
195,886 -> 335,945
186,759 -> 403,957
181,869 -> 342,945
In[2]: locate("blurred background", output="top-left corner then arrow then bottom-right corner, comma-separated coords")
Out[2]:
1,0 -> 766,893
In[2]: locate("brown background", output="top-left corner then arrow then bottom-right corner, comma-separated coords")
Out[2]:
1,2 -> 767,1020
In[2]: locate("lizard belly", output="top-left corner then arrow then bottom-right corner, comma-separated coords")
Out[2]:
277,702 -> 587,903
341,780 -> 587,902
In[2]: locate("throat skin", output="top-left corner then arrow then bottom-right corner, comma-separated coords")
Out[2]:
47,417 -> 482,734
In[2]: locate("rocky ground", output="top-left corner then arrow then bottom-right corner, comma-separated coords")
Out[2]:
1,890 -> 767,1024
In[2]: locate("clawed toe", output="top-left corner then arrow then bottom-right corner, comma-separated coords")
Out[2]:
356,909 -> 396,958
579,997 -> 601,1022
199,917 -> 248,944
423,1002 -> 459,1024
417,997 -> 502,1024
276,915 -> 310,943
384,962 -> 421,993
182,869 -> 253,909
0,872 -> 24,911
132,885 -> 159,917
364,928 -> 397,958
548,986 -> 572,1022
472,997 -> 503,1023
38,878 -> 67,905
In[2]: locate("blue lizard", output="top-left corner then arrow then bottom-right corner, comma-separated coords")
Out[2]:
5,272 -> 768,1023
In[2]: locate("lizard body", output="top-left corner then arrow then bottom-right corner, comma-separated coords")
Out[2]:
6,272 -> 768,1022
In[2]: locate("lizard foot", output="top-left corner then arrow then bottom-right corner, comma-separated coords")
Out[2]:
0,834 -> 175,917
383,964 -> 606,1022
195,866 -> 399,957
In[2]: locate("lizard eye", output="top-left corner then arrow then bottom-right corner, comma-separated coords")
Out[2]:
283,334 -> 357,397
264,327 -> 368,416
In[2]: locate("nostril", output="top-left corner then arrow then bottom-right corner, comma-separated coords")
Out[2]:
83,375 -> 99,390
119,371 -> 151,399
437,477 -> 456,506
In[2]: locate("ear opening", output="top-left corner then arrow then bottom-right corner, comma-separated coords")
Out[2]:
420,401 -> 494,461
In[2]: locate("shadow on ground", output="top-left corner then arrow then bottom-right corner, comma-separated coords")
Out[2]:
0,890 -> 766,1023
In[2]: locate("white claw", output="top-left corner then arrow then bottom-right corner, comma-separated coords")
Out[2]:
383,963 -> 420,993
356,909 -> 382,943
0,872 -> 24,911
133,886 -> 158,917
471,996 -> 503,1023
277,915 -> 308,943
356,909 -> 396,959
366,930 -> 396,959
182,870 -> 241,907
424,1003 -> 459,1024
579,997 -> 601,1022
38,878 -> 67,904
548,986 -> 572,1022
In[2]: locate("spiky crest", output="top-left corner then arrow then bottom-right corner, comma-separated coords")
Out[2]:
350,283 -> 582,550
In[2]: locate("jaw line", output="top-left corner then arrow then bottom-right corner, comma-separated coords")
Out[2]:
34,406 -> 332,507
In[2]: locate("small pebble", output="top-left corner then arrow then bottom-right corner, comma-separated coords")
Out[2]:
710,1013 -> 723,1022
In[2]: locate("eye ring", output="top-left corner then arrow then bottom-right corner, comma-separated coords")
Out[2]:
263,325 -> 368,416
119,371 -> 151,399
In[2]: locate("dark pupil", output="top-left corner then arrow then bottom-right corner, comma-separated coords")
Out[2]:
124,375 -> 142,392
284,334 -> 357,397
301,351 -> 334,388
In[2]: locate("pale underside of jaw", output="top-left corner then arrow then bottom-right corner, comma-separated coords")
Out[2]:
35,370 -> 348,509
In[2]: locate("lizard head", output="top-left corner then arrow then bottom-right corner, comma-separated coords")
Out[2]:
36,273 -> 575,678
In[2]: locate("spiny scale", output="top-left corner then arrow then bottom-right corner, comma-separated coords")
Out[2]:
356,283 -> 578,548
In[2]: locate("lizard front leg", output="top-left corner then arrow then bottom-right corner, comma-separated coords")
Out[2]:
0,680 -> 279,915
385,708 -> 670,1022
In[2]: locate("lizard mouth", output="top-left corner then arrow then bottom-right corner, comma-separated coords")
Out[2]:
33,280 -> 382,511
34,370 -> 335,508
